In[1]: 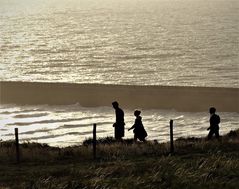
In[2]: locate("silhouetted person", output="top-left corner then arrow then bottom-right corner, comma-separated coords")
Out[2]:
128,110 -> 147,142
207,107 -> 220,140
112,101 -> 125,140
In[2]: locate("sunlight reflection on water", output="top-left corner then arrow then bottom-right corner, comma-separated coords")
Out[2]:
0,104 -> 238,147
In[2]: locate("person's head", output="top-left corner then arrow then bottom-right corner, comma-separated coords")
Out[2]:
209,107 -> 216,114
134,110 -> 141,117
112,101 -> 119,109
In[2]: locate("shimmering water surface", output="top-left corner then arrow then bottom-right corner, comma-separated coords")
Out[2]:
0,0 -> 238,87
0,0 -> 238,146
0,104 -> 238,147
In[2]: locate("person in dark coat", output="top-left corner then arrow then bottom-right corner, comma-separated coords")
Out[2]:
128,110 -> 147,142
112,101 -> 125,140
207,107 -> 221,140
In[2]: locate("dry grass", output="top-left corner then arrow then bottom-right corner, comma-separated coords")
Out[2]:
0,129 -> 238,189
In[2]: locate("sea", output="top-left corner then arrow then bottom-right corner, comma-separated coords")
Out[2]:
0,0 -> 238,146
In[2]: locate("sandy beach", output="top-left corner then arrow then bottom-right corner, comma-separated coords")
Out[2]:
0,81 -> 238,112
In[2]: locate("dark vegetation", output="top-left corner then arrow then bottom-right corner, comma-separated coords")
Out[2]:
0,130 -> 238,189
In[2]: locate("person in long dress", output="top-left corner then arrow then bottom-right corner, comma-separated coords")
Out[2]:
128,110 -> 147,142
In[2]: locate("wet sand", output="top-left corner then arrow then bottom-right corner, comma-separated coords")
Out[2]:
0,81 -> 238,112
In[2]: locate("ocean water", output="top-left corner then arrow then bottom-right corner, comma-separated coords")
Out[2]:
0,0 -> 238,146
0,0 -> 238,87
0,104 -> 238,147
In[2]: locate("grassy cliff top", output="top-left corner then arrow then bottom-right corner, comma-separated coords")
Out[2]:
0,129 -> 238,189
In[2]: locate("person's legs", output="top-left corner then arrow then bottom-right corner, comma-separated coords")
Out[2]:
208,130 -> 214,140
134,135 -> 137,142
215,129 -> 220,140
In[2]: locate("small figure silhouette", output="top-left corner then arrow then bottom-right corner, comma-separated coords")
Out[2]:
112,101 -> 125,140
207,107 -> 220,140
128,110 -> 148,142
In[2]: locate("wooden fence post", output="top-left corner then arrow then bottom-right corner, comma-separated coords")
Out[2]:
170,120 -> 174,154
15,128 -> 20,163
93,123 -> 97,159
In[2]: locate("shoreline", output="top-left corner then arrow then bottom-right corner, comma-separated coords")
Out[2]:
1,81 -> 239,112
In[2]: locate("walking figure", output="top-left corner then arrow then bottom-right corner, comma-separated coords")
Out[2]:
128,110 -> 147,142
207,107 -> 220,140
112,101 -> 125,140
